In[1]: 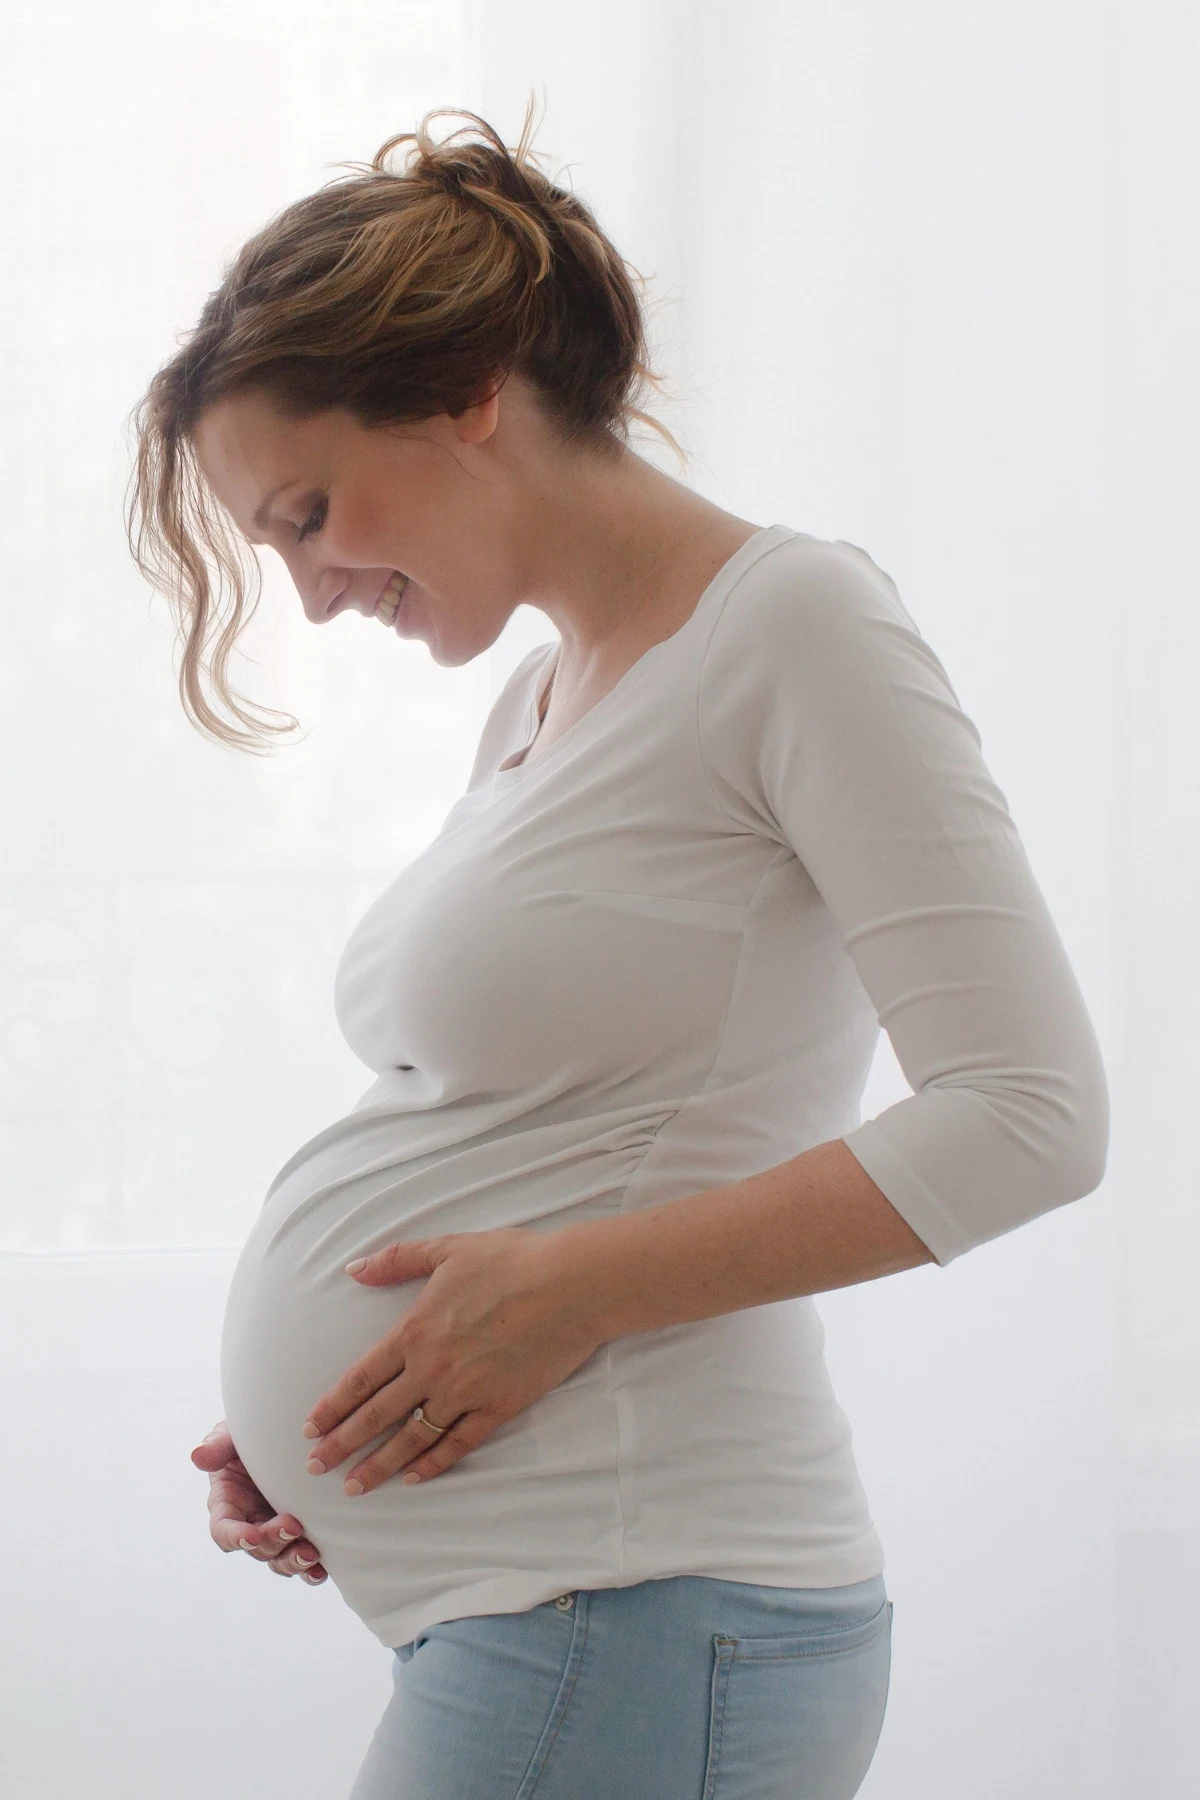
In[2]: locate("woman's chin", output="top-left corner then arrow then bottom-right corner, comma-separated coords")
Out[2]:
390,595 -> 489,668
423,626 -> 479,669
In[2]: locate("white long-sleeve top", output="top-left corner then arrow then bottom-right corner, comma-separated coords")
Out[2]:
220,524 -> 1109,1651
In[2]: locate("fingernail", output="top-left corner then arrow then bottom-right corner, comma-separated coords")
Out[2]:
300,1420 -> 321,1440
345,1258 -> 368,1275
278,1530 -> 298,1543
302,1571 -> 324,1584
297,1551 -> 318,1566
238,1537 -> 257,1551
344,1478 -> 365,1496
306,1457 -> 326,1475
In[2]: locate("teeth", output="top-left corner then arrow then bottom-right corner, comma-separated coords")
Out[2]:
376,572 -> 408,623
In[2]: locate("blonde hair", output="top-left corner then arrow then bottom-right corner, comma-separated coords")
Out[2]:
126,99 -> 683,752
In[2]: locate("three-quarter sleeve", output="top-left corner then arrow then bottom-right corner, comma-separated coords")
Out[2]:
696,534 -> 1109,1266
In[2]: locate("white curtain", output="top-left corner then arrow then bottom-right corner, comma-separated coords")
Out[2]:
2,3 -> 1194,1794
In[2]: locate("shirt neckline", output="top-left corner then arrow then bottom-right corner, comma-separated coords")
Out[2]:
492,523 -> 793,786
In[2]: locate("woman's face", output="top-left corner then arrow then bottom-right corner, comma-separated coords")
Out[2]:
191,384 -> 517,664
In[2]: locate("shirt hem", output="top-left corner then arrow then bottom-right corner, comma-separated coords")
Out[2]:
365,1536 -> 888,1651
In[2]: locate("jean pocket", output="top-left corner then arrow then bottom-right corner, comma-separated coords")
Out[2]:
702,1600 -> 893,1799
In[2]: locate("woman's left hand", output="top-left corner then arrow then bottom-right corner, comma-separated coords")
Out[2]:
299,1227 -> 603,1495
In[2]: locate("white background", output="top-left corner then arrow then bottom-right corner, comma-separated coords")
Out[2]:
1,2 -> 1195,1795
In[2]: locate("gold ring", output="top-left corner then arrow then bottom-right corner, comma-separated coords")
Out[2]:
410,1405 -> 450,1435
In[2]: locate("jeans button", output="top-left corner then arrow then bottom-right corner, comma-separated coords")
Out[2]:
554,1593 -> 575,1611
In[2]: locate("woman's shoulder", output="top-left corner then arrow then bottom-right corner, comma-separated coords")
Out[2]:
696,527 -> 972,833
698,527 -> 943,732
706,528 -> 920,667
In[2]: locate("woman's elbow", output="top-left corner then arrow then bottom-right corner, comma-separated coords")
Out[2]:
1006,1046 -> 1111,1207
1058,1026 -> 1111,1200
1061,1076 -> 1110,1202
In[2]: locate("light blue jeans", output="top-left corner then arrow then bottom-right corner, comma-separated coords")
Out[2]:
349,1573 -> 892,1799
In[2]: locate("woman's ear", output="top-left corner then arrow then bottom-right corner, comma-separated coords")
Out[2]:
454,374 -> 506,444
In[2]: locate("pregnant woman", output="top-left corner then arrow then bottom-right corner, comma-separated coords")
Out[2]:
128,107 -> 1109,1799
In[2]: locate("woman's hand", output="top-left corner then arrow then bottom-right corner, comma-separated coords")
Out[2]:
191,1422 -> 328,1584
299,1227 -> 601,1495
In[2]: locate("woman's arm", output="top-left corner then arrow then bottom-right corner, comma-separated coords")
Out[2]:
546,1136 -> 936,1341
694,536 -> 1109,1267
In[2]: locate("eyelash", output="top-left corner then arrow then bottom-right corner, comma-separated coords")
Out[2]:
297,497 -> 327,543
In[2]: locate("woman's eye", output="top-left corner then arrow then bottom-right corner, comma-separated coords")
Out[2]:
297,498 -> 327,543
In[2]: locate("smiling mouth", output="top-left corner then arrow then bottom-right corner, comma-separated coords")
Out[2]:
374,571 -> 409,624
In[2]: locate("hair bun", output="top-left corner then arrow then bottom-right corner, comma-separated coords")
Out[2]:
374,110 -> 555,222
416,153 -> 475,200
429,152 -> 533,224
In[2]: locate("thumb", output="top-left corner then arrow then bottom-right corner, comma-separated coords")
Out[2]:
191,1422 -> 236,1470
345,1237 -> 448,1285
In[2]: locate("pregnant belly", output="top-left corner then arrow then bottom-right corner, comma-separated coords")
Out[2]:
216,1104 -> 873,1647
217,1113 -> 669,1635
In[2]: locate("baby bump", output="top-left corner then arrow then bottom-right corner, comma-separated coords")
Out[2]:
218,1105 -> 673,1499
218,1175 -> 627,1624
219,1194 -> 430,1535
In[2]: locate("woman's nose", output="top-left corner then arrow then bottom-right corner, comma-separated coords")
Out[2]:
287,562 -> 345,623
309,586 -> 346,623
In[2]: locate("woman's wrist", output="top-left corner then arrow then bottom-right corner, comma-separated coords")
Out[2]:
539,1184 -> 774,1343
539,1207 -> 667,1343
541,1139 -> 936,1344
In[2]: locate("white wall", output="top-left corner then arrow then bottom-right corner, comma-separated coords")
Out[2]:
2,3 -> 1196,1795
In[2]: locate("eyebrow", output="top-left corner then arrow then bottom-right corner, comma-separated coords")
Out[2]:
252,480 -> 300,532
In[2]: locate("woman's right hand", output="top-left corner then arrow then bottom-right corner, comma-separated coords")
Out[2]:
191,1421 -> 328,1585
